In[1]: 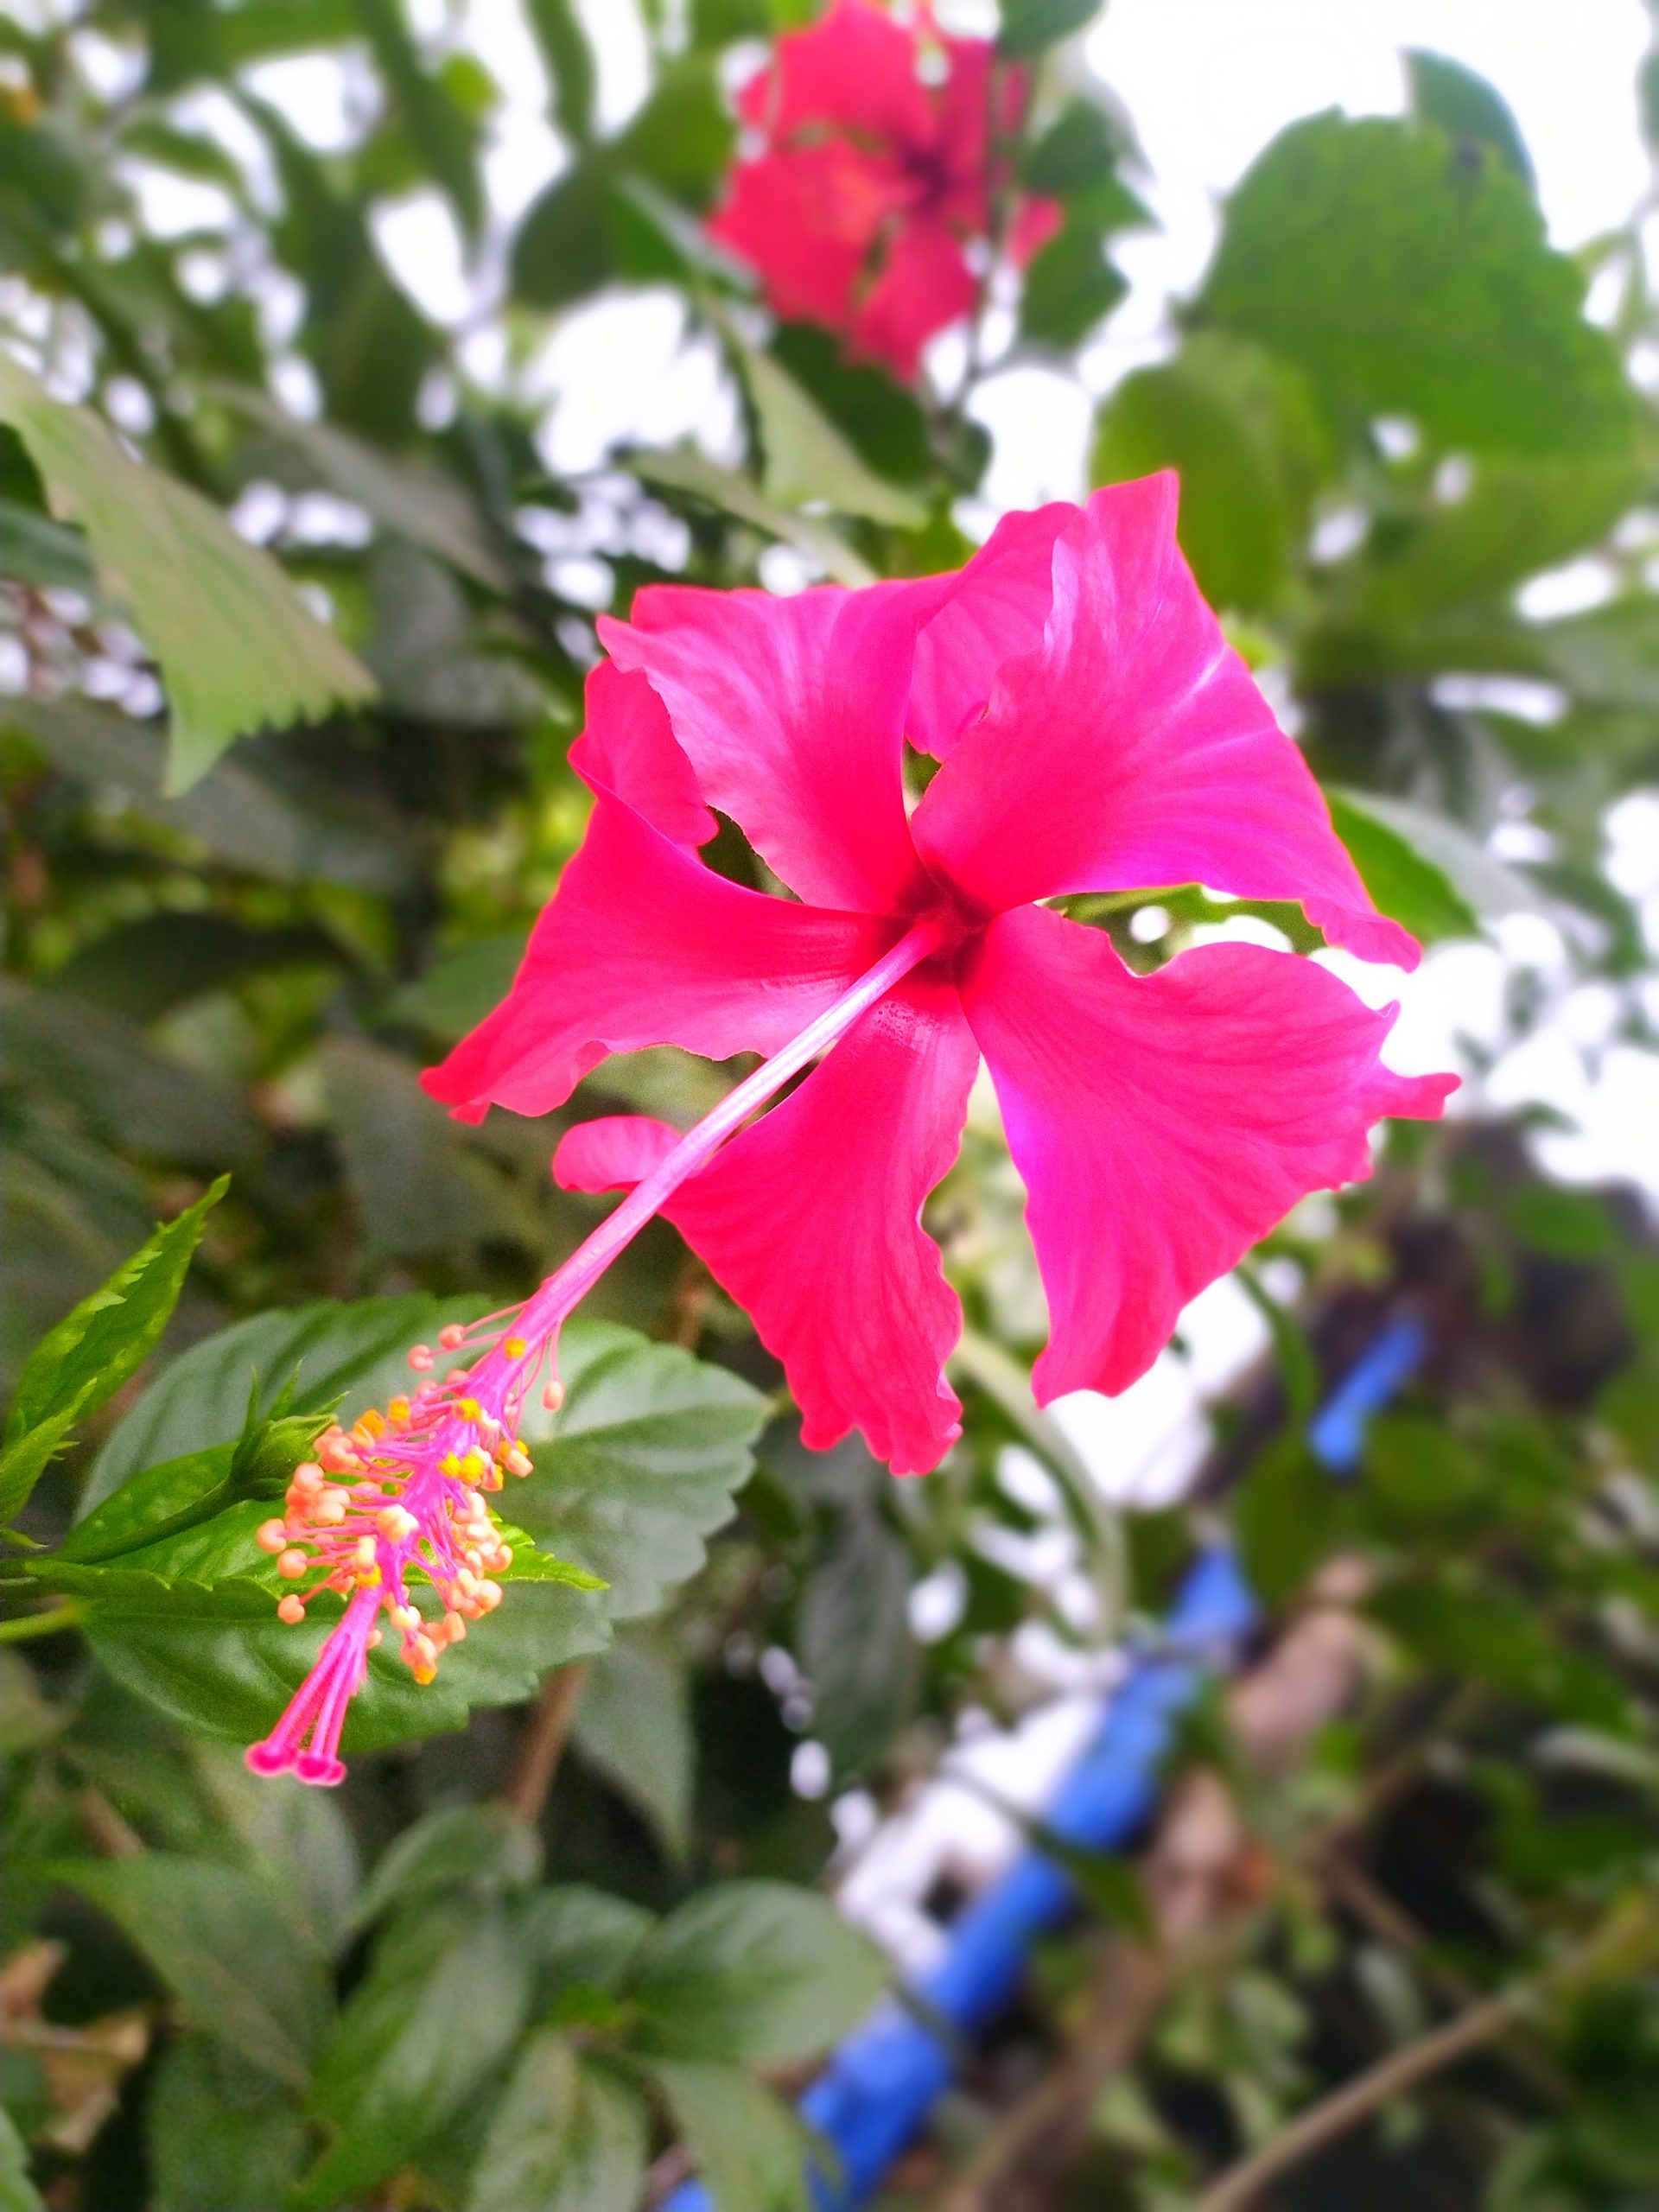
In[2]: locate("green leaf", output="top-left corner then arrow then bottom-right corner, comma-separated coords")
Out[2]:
738,344 -> 925,528
1198,113 -> 1636,459
1020,202 -> 1130,349
65,1855 -> 333,2090
189,1743 -> 362,1958
1327,791 -> 1478,946
1343,459 -> 1639,629
351,1804 -> 542,1933
1233,1433 -> 1339,1609
467,2037 -> 647,2212
382,934 -> 524,1042
0,499 -> 95,590
147,2034 -> 312,2212
511,159 -> 619,308
527,0 -> 596,143
626,444 -> 877,587
0,2109 -> 42,2212
321,1037 -> 516,1268
84,1293 -> 486,1514
359,0 -> 485,238
0,980 -> 262,1166
296,1900 -> 533,2209
81,1552 -> 609,1755
0,694 -> 411,894
645,2057 -> 817,2212
1406,48 -> 1535,188
999,0 -> 1097,57
512,1320 -> 767,1619
1091,334 -> 1331,613
798,1507 -> 918,1777
629,1880 -> 887,2064
1330,787 -> 1545,930
0,355 -> 374,791
48,914 -> 343,1026
571,1630 -> 695,1861
211,381 -> 508,588
616,57 -> 734,209
1536,597 -> 1659,711
518,1885 -> 654,2012
770,322 -> 931,487
1,1179 -> 226,1523
1023,98 -> 1132,194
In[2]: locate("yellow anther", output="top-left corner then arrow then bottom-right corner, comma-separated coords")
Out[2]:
503,1337 -> 527,1359
355,1564 -> 382,1589
413,1665 -> 436,1686
440,1452 -> 462,1477
456,1397 -> 481,1422
388,1395 -> 410,1423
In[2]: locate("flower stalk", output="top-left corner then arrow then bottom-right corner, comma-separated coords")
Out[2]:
247,913 -> 949,1785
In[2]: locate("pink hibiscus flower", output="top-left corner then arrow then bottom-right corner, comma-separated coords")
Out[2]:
709,0 -> 1060,380
427,474 -> 1456,1475
246,474 -> 1456,1785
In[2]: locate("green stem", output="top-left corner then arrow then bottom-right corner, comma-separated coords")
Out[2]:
0,1600 -> 84,1643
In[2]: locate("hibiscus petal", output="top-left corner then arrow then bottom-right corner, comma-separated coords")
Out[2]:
912,475 -> 1420,968
554,975 -> 981,1474
849,213 -> 980,382
570,662 -> 715,847
962,905 -> 1457,1402
422,798 -> 892,1123
906,499 -> 1075,759
739,0 -> 934,148
708,142 -> 895,331
599,575 -> 953,914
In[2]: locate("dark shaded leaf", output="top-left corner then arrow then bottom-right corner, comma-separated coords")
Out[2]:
147,2034 -> 311,2212
571,1630 -> 695,1861
629,1880 -> 886,2063
798,1507 -> 917,1776
351,1805 -> 542,1932
66,1855 -> 332,2089
467,2037 -> 646,2212
295,1901 -> 532,2208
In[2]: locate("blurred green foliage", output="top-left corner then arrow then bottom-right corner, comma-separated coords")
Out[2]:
2,0 -> 1657,2207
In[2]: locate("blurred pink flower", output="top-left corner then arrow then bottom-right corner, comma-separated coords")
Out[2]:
425,474 -> 1457,1475
708,0 -> 1060,379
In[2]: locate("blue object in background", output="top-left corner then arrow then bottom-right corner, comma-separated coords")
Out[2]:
661,1320 -> 1427,2212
